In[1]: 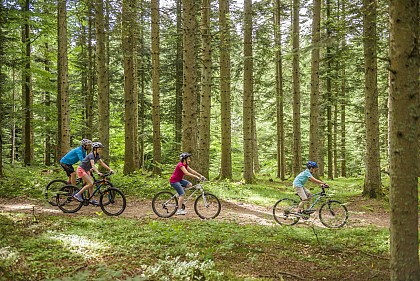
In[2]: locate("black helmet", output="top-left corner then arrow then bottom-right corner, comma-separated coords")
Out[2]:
179,152 -> 192,161
92,142 -> 104,149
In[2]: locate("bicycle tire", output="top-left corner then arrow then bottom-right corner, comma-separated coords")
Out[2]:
194,193 -> 221,219
45,179 -> 68,206
56,185 -> 83,213
152,191 -> 178,218
100,187 -> 126,216
273,198 -> 300,226
319,200 -> 348,228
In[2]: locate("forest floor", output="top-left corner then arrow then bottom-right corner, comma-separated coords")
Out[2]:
0,195 -> 391,228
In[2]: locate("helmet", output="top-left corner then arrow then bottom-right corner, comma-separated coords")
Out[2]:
92,142 -> 104,149
306,161 -> 318,169
81,139 -> 92,146
179,152 -> 192,161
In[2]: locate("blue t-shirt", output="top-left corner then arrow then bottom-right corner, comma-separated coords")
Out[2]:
60,146 -> 87,165
293,169 -> 313,188
79,152 -> 101,171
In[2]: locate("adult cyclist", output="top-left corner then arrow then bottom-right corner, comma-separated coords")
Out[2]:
60,139 -> 92,186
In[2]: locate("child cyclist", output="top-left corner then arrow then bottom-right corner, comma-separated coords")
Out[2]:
170,152 -> 206,215
60,139 -> 92,186
293,161 -> 328,213
73,142 -> 114,204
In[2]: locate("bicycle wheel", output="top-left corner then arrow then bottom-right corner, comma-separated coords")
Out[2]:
56,185 -> 83,213
100,187 -> 126,216
319,200 -> 348,228
45,179 -> 68,206
194,193 -> 221,219
97,182 -> 113,206
273,198 -> 300,226
151,191 -> 178,218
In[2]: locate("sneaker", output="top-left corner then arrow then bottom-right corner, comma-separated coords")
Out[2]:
90,199 -> 99,205
73,193 -> 83,202
176,209 -> 186,215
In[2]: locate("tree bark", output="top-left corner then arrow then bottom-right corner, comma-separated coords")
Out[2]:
363,0 -> 381,197
243,0 -> 253,183
292,0 -> 301,176
182,0 -> 198,155
389,0 -> 419,279
57,0 -> 70,161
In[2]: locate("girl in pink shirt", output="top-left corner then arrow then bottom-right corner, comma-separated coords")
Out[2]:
170,152 -> 205,215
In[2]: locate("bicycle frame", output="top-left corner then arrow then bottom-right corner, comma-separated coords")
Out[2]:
80,173 -> 113,203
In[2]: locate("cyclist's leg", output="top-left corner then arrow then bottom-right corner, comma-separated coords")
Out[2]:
295,186 -> 309,212
74,167 -> 93,200
60,163 -> 75,184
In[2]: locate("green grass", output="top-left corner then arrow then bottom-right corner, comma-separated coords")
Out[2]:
0,212 -> 390,281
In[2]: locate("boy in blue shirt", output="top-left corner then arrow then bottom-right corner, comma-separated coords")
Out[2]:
60,139 -> 92,186
293,161 -> 328,213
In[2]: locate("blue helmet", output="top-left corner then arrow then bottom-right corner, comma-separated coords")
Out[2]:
306,161 -> 318,169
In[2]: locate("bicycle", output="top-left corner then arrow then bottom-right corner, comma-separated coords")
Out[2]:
45,178 -> 83,206
56,172 -> 126,216
273,184 -> 348,228
151,180 -> 221,219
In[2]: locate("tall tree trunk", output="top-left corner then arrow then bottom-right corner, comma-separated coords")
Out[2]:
85,0 -> 94,140
44,43 -> 52,166
57,0 -> 70,161
274,0 -> 285,180
243,0 -> 253,183
219,0 -> 232,180
389,0 -> 419,279
326,0 -> 333,179
182,0 -> 198,155
340,0 -> 347,177
95,0 -> 110,163
123,0 -> 139,174
292,0 -> 301,176
363,0 -> 381,197
309,0 -> 321,165
198,0 -> 211,178
175,0 -> 183,153
151,0 -> 161,175
138,0 -> 145,170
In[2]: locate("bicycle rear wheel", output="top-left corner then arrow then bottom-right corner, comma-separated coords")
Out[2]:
152,191 -> 178,218
194,193 -> 221,219
100,187 -> 126,216
56,185 -> 83,213
319,200 -> 348,228
45,179 -> 68,206
273,198 -> 300,226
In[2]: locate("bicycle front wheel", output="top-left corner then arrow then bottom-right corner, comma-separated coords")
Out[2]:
194,193 -> 221,219
273,198 -> 300,226
100,187 -> 126,216
56,185 -> 83,213
319,200 -> 348,228
152,191 -> 178,218
45,179 -> 68,206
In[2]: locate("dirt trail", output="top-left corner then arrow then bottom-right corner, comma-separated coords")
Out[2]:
0,195 -> 391,228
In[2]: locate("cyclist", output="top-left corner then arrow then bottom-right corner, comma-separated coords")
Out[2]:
293,161 -> 328,213
170,152 -> 206,215
60,139 -> 92,186
73,142 -> 114,204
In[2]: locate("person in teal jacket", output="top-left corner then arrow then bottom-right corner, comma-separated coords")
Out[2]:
60,139 -> 92,186
293,161 -> 328,213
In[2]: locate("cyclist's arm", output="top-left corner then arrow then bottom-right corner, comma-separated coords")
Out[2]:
309,176 -> 325,185
90,159 -> 101,175
76,148 -> 85,163
98,159 -> 113,173
181,166 -> 201,180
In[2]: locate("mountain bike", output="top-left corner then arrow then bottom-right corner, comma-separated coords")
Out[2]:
152,180 -> 221,219
45,178 -> 83,206
56,172 -> 126,216
273,184 -> 348,228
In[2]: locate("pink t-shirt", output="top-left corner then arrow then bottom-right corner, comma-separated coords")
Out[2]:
170,162 -> 188,183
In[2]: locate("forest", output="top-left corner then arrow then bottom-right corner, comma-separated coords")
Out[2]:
0,0 -> 418,280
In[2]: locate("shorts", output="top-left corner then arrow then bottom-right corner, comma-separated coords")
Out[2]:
60,163 -> 75,177
77,166 -> 89,179
295,186 -> 312,201
170,179 -> 191,196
